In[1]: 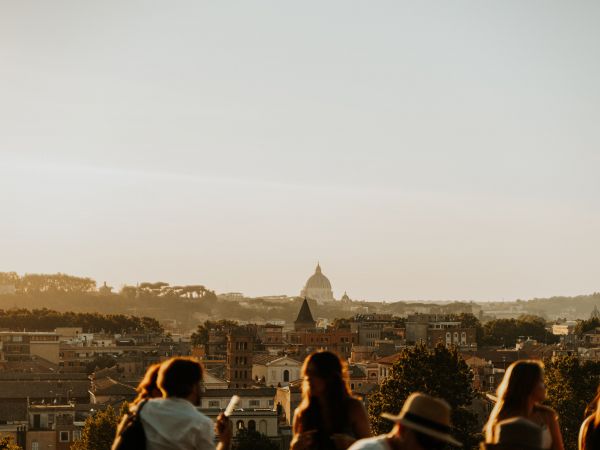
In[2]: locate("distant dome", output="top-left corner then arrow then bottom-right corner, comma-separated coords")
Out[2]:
300,263 -> 335,303
305,264 -> 332,290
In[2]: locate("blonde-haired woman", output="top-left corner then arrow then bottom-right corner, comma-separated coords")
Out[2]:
579,385 -> 600,450
484,360 -> 564,450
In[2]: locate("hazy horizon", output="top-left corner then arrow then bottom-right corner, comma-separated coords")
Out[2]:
2,1 -> 600,301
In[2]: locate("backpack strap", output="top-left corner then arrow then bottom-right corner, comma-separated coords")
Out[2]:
128,398 -> 149,421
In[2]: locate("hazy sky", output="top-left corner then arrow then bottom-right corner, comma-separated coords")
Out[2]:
2,1 -> 600,301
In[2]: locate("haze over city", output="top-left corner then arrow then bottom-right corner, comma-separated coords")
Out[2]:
2,1 -> 600,301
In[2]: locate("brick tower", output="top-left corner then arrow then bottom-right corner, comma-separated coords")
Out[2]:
226,327 -> 254,388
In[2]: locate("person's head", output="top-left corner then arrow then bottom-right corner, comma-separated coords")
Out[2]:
157,357 -> 204,405
133,363 -> 162,404
485,360 -> 545,439
296,351 -> 353,433
383,392 -> 461,450
301,351 -> 351,399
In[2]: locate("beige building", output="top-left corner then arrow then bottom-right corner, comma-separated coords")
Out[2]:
26,404 -> 81,450
199,387 -> 276,411
252,355 -> 302,387
0,332 -> 60,364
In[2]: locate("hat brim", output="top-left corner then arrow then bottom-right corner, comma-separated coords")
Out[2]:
381,413 -> 463,447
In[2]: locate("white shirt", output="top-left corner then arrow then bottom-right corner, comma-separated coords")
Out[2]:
348,435 -> 392,450
140,397 -> 216,450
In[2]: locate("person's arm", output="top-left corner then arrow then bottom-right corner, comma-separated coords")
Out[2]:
350,399 -> 372,439
215,413 -> 232,450
547,409 -> 565,450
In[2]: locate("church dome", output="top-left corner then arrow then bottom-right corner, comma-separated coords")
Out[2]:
304,263 -> 332,290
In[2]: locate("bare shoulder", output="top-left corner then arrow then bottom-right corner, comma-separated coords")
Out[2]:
534,405 -> 558,421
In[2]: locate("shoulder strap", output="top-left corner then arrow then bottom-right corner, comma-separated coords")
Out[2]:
134,399 -> 149,416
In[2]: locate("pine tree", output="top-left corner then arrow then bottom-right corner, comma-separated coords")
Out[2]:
368,343 -> 479,449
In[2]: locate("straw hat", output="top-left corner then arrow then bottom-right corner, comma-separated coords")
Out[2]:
381,392 -> 462,447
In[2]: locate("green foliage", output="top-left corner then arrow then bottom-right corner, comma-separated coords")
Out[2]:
9,273 -> 97,294
368,344 -> 479,449
544,354 -> 600,450
232,429 -> 278,450
191,320 -> 239,346
118,401 -> 130,417
481,315 -> 558,347
574,318 -> 600,337
0,435 -> 21,450
0,308 -> 162,334
455,313 -> 484,344
134,282 -> 214,300
71,406 -> 119,450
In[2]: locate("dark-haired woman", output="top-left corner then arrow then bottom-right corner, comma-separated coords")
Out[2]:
579,385 -> 600,450
291,351 -> 371,450
484,360 -> 564,450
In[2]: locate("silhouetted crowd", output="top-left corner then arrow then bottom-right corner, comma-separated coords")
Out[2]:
111,353 -> 600,450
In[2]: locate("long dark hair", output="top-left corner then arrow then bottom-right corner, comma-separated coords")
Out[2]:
296,351 -> 354,435
485,360 -> 544,441
132,363 -> 162,405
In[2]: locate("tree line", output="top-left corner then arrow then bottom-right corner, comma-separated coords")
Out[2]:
0,308 -> 163,334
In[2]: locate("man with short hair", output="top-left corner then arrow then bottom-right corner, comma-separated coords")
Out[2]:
140,357 -> 233,450
348,392 -> 462,450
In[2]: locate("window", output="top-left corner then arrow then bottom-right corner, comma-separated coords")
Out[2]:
268,399 -> 274,406
236,420 -> 245,430
72,430 -> 81,441
60,431 -> 70,442
283,369 -> 290,382
32,442 -> 39,450
249,400 -> 260,407
248,420 -> 256,432
209,400 -> 220,408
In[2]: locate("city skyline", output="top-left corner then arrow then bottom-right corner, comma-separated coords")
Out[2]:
2,1 -> 600,301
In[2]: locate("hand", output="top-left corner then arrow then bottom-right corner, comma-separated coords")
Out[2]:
216,413 -> 233,446
290,430 -> 317,450
332,433 -> 356,449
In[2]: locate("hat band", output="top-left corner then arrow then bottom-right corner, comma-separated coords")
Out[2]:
403,412 -> 452,434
